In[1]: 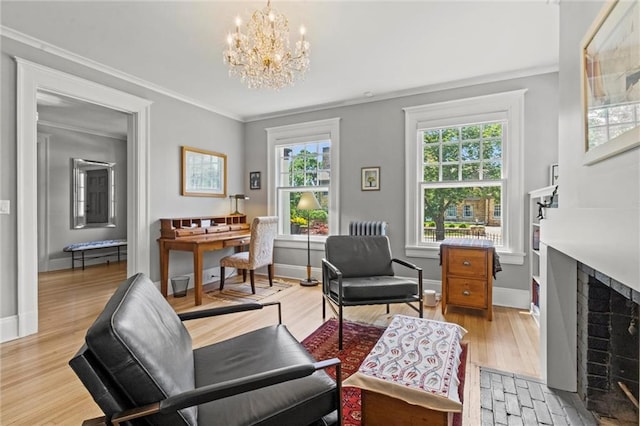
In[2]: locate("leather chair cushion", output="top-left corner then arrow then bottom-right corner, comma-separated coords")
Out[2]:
194,325 -> 337,425
69,344 -> 132,418
325,235 -> 395,278
329,276 -> 418,301
85,273 -> 196,425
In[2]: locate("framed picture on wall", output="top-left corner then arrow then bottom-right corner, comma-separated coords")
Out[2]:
249,171 -> 261,190
181,146 -> 227,197
361,167 -> 380,191
582,0 -> 640,165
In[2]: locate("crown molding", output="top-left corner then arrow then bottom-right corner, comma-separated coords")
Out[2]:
1,25 -> 243,122
37,120 -> 126,141
244,64 -> 558,122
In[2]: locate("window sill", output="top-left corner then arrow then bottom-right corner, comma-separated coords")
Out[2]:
405,245 -> 525,265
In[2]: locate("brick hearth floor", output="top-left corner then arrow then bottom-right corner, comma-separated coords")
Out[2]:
480,367 -> 597,425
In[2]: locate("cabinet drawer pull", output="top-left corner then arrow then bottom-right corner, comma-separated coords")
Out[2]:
463,290 -> 471,296
463,260 -> 471,266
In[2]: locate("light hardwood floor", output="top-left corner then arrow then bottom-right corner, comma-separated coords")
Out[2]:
0,262 -> 540,425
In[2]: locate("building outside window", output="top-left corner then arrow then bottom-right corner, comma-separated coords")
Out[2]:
445,205 -> 457,219
267,118 -> 340,241
422,121 -> 503,245
463,204 -> 474,219
493,204 -> 501,219
404,90 -> 526,264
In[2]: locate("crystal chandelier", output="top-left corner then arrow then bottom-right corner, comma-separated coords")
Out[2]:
224,1 -> 310,90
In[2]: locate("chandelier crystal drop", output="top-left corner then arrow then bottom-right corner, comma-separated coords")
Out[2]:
223,1 -> 310,90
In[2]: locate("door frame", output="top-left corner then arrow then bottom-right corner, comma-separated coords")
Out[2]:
16,58 -> 152,337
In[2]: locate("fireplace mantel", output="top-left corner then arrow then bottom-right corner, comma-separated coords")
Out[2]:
536,206 -> 639,393
541,207 -> 639,292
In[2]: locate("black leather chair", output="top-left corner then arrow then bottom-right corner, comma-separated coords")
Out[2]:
322,235 -> 423,349
70,273 -> 341,425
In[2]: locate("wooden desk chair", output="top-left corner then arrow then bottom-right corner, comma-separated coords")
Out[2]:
220,216 -> 278,294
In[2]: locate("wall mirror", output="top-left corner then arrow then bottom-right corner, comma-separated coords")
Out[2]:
72,158 -> 116,229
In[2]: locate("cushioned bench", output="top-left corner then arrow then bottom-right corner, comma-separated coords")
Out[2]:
343,314 -> 468,426
63,239 -> 127,270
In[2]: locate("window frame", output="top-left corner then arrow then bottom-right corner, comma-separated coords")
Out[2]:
445,205 -> 457,219
404,90 -> 526,264
267,118 -> 340,249
463,204 -> 474,219
493,204 -> 502,219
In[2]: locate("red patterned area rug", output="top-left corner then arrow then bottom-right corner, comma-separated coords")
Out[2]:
301,318 -> 467,426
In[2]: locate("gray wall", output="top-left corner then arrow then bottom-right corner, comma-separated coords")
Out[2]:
1,36 -> 244,318
245,72 -> 559,293
37,125 -> 127,270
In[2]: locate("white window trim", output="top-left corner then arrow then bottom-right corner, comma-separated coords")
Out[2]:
404,90 -> 526,265
267,118 -> 340,250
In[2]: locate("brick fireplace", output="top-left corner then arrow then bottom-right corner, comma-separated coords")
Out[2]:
577,263 -> 639,423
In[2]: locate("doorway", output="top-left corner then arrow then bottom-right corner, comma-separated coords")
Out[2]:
37,93 -> 128,270
16,58 -> 152,337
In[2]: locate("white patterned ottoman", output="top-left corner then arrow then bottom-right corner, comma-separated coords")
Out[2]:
343,315 -> 468,426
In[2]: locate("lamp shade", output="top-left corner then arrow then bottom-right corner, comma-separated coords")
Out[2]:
297,192 -> 320,211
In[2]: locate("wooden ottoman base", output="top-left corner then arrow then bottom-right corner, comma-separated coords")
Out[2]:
361,390 -> 451,426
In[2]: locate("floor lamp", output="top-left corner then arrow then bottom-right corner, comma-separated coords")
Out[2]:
297,192 -> 321,286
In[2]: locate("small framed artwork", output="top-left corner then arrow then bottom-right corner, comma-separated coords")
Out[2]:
361,167 -> 380,191
582,0 -> 640,165
181,146 -> 227,197
249,171 -> 261,190
549,163 -> 559,186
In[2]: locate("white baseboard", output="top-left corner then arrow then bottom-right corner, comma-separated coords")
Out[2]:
1,315 -> 19,343
492,287 -> 530,309
46,253 -> 128,272
273,263 -> 320,281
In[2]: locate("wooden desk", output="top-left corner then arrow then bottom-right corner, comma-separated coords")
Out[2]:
158,215 -> 250,305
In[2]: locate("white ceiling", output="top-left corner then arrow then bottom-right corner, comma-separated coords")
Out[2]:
2,1 -> 559,123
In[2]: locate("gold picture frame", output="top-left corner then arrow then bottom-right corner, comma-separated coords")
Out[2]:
181,146 -> 227,197
361,166 -> 380,191
582,0 -> 640,165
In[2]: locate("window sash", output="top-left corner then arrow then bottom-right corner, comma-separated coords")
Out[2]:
267,118 -> 340,241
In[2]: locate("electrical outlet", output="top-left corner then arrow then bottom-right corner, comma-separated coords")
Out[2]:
0,200 -> 9,215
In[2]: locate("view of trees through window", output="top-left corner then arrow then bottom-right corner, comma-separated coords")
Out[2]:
422,121 -> 504,245
277,141 -> 330,236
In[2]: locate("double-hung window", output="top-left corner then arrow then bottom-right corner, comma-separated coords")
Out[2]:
404,90 -> 526,264
267,118 -> 340,242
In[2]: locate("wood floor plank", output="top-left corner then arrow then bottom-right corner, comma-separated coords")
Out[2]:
0,263 -> 540,424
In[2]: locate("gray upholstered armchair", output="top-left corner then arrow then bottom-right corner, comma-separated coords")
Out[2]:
322,235 -> 423,349
70,273 -> 341,425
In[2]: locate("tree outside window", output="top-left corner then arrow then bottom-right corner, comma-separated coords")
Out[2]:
422,122 -> 503,244
277,142 -> 330,236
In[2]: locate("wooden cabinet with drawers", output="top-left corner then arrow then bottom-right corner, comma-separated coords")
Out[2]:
441,239 -> 494,320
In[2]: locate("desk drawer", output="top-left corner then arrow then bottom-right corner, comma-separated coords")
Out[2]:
447,277 -> 486,308
174,228 -> 205,237
223,237 -> 250,248
446,248 -> 487,278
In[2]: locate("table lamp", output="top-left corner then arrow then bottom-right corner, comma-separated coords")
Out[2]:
297,192 -> 321,286
229,194 -> 249,215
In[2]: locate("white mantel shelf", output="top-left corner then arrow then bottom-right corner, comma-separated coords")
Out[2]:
541,207 -> 640,293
